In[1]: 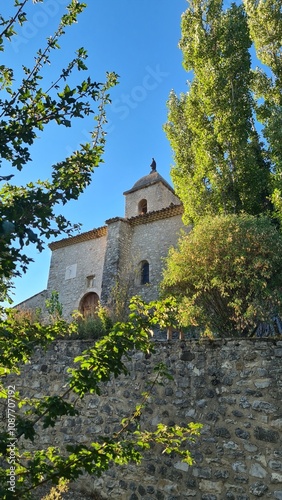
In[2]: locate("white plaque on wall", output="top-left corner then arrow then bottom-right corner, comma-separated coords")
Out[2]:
65,264 -> 77,280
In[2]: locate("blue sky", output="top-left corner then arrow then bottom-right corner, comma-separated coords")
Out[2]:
3,0 -> 189,305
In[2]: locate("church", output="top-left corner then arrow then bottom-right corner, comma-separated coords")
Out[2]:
17,163 -> 188,319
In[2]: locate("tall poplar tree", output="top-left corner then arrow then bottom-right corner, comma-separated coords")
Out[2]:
164,0 -> 282,224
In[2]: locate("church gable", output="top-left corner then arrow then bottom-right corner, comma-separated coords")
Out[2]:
47,228 -> 108,319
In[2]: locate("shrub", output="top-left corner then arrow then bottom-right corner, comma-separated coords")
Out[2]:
161,214 -> 282,337
73,305 -> 113,340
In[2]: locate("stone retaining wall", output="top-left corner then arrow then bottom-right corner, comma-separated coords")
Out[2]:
3,339 -> 282,499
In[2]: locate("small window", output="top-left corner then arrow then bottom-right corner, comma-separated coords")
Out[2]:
138,199 -> 147,215
140,260 -> 150,285
86,274 -> 95,288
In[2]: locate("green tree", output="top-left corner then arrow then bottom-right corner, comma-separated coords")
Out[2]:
244,0 -> 282,218
164,0 -> 282,224
161,214 -> 282,337
0,0 -> 118,303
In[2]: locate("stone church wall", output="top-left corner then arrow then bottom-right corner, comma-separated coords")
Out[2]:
15,171 -> 187,320
128,214 -> 189,303
101,219 -> 133,305
47,234 -> 107,319
4,338 -> 282,499
101,213 -> 190,306
15,290 -> 48,315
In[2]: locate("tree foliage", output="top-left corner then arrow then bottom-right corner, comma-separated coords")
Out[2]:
0,0 -> 118,303
0,298 -> 201,499
161,214 -> 282,337
164,0 -> 282,224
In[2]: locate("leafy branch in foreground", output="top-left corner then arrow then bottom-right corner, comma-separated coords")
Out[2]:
0,297 -> 201,499
0,308 -> 76,377
0,1 -> 118,303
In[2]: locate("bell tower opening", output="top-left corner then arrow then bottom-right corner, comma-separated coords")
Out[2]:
138,199 -> 147,215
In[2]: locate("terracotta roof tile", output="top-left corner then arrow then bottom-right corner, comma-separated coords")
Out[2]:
128,203 -> 183,226
49,226 -> 107,250
49,204 -> 183,251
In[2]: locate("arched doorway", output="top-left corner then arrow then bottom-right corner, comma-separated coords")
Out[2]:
79,292 -> 99,317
